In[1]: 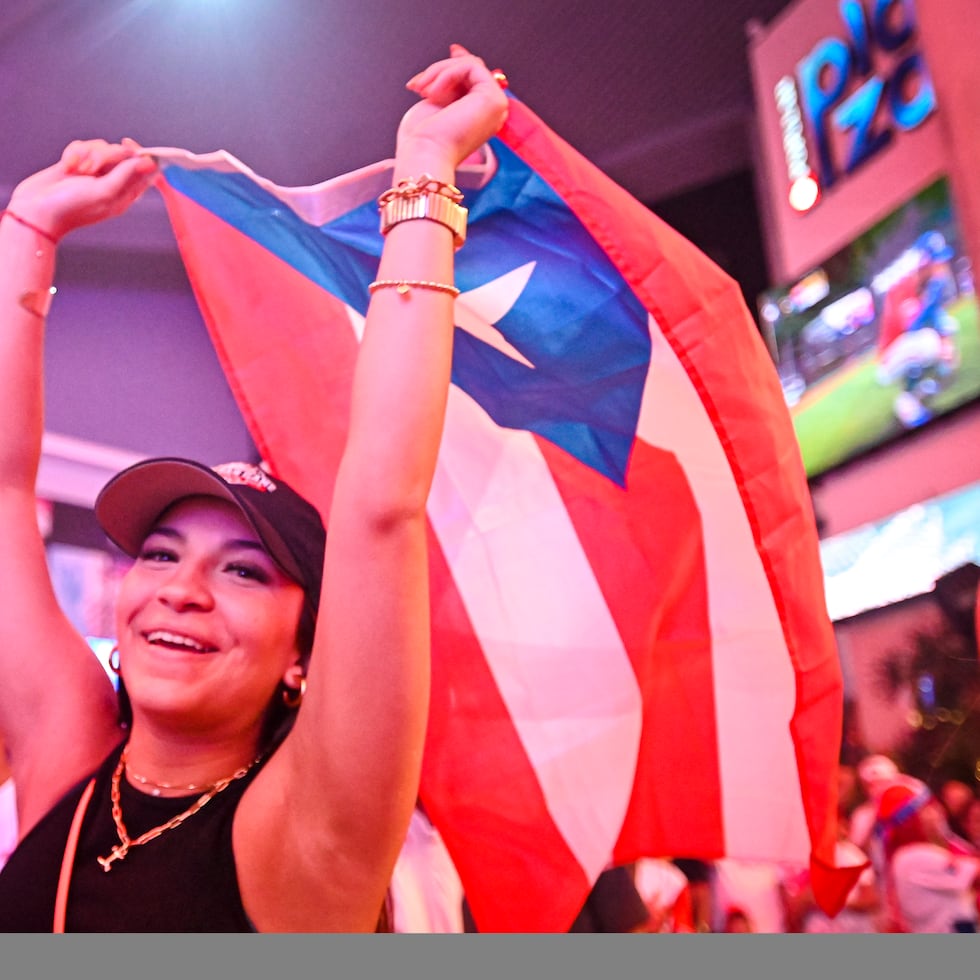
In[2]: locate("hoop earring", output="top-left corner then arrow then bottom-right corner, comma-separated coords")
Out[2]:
108,645 -> 120,676
282,676 -> 306,709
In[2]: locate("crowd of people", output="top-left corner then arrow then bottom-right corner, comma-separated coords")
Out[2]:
387,752 -> 980,933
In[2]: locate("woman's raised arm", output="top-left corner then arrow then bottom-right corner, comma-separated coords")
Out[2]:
236,46 -> 508,930
0,143 -> 158,835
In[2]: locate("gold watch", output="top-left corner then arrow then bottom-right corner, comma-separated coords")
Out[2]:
379,192 -> 467,249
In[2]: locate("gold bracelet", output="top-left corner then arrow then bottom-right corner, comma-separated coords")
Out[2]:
368,279 -> 460,298
378,192 -> 467,249
378,174 -> 464,206
19,286 -> 57,318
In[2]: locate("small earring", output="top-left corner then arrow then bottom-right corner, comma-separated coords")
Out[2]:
282,676 -> 307,709
108,645 -> 120,676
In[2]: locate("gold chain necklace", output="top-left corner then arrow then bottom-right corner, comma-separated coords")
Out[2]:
96,744 -> 261,872
124,768 -> 209,796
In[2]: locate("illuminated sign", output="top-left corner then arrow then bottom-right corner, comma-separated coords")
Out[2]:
774,75 -> 821,211
775,0 -> 936,206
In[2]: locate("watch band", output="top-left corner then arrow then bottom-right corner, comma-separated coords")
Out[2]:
379,191 -> 467,249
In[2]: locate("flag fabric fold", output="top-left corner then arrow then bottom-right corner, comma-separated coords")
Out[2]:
150,91 -> 861,931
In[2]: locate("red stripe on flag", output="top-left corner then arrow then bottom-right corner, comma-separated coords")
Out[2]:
536,435 -> 724,859
156,182 -> 357,518
422,522 -> 593,933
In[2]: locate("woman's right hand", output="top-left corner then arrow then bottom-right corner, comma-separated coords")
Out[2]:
6,138 -> 158,242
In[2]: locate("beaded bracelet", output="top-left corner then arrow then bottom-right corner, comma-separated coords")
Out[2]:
368,279 -> 460,298
1,209 -> 58,245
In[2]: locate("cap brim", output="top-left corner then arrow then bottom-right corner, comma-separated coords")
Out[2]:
93,458 -> 302,584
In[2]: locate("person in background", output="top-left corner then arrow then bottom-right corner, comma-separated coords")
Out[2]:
671,857 -> 715,932
633,857 -> 696,932
782,812 -> 879,934
722,905 -> 756,933
964,795 -> 980,854
710,857 -> 791,933
723,906 -> 753,933
389,799 -> 464,933
461,864 -> 650,932
875,782 -> 980,932
566,865 -> 650,933
0,45 -> 508,931
964,794 -> 980,923
848,754 -> 901,852
835,763 -> 862,821
938,779 -> 977,851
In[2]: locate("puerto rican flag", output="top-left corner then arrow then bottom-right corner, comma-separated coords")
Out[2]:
150,92 -> 860,932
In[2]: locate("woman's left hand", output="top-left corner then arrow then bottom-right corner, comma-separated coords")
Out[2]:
397,44 -> 509,170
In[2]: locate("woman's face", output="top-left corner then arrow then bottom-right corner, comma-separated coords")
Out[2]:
114,496 -> 306,739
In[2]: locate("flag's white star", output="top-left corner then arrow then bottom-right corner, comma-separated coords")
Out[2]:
455,261 -> 536,368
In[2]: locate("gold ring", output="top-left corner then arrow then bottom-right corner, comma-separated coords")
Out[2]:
491,69 -> 509,90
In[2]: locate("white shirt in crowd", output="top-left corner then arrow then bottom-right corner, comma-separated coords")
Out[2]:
891,843 -> 980,933
711,858 -> 792,933
390,807 -> 464,933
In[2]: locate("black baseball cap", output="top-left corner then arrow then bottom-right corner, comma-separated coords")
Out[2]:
94,458 -> 326,614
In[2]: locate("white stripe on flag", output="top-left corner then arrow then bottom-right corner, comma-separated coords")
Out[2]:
637,315 -> 810,861
428,384 -> 644,881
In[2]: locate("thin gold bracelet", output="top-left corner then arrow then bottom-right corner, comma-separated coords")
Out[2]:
368,279 -> 460,298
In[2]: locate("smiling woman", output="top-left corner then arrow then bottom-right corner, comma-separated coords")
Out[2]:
109,491 -> 308,743
95,457 -> 323,747
0,45 -> 508,931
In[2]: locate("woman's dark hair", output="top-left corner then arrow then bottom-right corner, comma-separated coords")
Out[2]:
257,602 -> 318,752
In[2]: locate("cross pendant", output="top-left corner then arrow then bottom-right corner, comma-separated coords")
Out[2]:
97,844 -> 128,872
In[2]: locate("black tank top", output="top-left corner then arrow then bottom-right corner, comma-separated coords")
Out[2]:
0,742 -> 262,931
